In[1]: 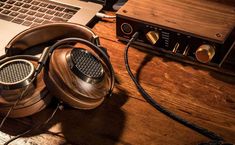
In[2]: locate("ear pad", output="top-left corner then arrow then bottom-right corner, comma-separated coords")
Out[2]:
44,38 -> 115,109
5,23 -> 98,56
0,56 -> 52,118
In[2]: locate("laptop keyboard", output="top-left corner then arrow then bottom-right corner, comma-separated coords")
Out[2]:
0,0 -> 80,27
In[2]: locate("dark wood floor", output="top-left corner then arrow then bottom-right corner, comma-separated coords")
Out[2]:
0,12 -> 235,145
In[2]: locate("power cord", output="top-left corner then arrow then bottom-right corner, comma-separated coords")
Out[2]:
124,32 -> 232,145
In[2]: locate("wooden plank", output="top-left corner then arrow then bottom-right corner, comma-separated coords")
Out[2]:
117,0 -> 235,42
99,38 -> 235,142
1,83 -> 234,144
0,90 -> 208,145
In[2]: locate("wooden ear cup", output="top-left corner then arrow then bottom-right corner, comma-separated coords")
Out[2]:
0,57 -> 52,118
44,47 -> 112,109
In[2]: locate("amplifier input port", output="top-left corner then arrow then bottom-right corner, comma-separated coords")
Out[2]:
195,44 -> 215,63
121,23 -> 133,35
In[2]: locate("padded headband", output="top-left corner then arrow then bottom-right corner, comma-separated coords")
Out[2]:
5,23 -> 100,56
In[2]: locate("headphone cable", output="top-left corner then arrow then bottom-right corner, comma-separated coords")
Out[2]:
0,52 -> 48,130
124,32 -> 228,144
3,101 -> 62,145
0,78 -> 35,130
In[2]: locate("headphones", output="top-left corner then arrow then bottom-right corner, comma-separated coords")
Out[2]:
0,23 -> 115,118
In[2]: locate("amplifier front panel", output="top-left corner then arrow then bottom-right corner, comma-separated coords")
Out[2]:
116,16 -> 235,72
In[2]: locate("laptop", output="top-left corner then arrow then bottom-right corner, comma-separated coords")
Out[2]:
0,0 -> 103,57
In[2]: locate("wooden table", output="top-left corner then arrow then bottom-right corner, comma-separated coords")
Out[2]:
0,13 -> 235,145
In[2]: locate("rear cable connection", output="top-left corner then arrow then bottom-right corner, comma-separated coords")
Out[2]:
96,12 -> 116,19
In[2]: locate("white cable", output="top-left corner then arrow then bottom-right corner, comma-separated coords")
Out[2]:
96,12 -> 116,19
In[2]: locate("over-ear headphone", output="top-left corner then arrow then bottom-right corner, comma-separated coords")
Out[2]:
0,23 -> 115,118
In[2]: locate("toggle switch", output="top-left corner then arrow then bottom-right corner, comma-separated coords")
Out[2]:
172,42 -> 180,53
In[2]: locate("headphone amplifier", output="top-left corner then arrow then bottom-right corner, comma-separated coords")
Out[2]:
116,0 -> 235,75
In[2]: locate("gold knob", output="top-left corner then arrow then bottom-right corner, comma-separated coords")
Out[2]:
146,31 -> 160,45
195,44 -> 215,63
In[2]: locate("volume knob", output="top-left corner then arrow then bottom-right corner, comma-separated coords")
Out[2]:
195,44 -> 215,63
146,31 -> 160,45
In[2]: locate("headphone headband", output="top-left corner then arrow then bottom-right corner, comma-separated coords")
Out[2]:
5,23 -> 99,56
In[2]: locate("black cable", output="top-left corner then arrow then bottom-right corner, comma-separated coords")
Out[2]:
0,53 -> 49,133
3,102 -> 62,145
0,77 -> 35,130
124,32 -> 225,143
0,54 -> 46,130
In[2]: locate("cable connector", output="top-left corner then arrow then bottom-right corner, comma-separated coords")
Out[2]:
126,32 -> 139,47
130,32 -> 139,42
58,101 -> 64,111
96,12 -> 116,19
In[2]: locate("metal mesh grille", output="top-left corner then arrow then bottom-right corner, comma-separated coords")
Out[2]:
0,60 -> 32,83
71,49 -> 103,78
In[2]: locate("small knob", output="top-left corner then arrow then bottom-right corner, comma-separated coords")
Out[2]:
195,44 -> 215,63
146,31 -> 160,45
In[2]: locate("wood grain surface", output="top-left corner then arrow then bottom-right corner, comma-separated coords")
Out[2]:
117,0 -> 235,43
0,10 -> 235,145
